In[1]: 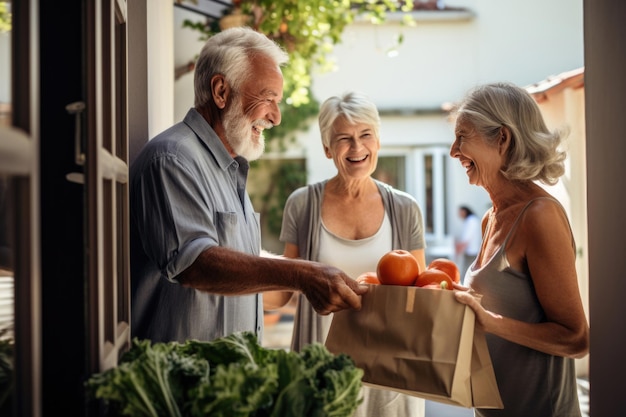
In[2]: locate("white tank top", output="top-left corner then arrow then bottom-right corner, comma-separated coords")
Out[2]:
318,212 -> 393,278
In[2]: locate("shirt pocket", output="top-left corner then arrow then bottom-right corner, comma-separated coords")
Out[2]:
214,211 -> 260,254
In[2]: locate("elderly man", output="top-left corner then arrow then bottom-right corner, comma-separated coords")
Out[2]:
130,27 -> 367,343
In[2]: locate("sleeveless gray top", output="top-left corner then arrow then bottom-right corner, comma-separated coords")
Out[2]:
466,198 -> 581,417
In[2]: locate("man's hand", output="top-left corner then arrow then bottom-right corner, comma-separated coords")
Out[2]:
301,263 -> 369,315
179,246 -> 368,314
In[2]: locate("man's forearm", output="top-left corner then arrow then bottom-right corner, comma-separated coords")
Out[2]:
178,246 -> 300,295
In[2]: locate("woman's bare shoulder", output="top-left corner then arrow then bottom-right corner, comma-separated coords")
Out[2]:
521,197 -> 571,239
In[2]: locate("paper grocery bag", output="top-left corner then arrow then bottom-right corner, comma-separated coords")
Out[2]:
325,285 -> 503,409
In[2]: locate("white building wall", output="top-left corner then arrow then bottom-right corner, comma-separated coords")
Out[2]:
0,31 -> 10,104
300,0 -> 583,255
312,16 -> 477,110
171,0 -> 584,257
311,0 -> 584,112
174,8 -> 205,122
147,0 -> 175,138
471,0 -> 584,86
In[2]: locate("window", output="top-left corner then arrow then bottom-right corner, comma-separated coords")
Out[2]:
373,155 -> 406,190
375,147 -> 452,259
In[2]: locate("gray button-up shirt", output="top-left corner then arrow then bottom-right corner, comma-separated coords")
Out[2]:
130,108 -> 263,343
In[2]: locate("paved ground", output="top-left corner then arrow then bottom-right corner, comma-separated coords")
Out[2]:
425,401 -> 473,417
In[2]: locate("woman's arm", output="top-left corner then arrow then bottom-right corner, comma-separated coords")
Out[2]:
262,242 -> 300,310
410,248 -> 427,273
455,201 -> 589,358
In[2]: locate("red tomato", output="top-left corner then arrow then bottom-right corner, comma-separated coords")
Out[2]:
356,271 -> 381,285
414,268 -> 454,290
428,258 -> 461,283
376,249 -> 421,286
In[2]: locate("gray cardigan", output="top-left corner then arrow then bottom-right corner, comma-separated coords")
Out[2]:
279,179 -> 426,351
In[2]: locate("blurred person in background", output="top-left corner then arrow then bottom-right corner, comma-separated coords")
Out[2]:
450,82 -> 589,417
455,204 -> 482,283
266,91 -> 427,417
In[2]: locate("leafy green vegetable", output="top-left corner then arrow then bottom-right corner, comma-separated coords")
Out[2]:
0,333 -> 14,415
86,331 -> 363,417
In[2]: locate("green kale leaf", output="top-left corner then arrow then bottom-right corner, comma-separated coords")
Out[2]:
86,331 -> 362,417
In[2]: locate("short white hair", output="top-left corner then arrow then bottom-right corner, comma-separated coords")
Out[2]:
318,91 -> 381,147
194,27 -> 288,108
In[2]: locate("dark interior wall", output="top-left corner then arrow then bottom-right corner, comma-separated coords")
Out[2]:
39,1 -> 88,415
584,1 -> 626,417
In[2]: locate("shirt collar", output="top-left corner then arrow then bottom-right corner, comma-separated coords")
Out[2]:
183,108 -> 237,171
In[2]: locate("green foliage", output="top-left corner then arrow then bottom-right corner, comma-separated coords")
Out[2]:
182,0 -> 414,143
0,2 -> 11,33
261,160 -> 307,235
247,158 -> 307,239
0,329 -> 14,415
86,332 -> 364,417
263,97 -> 318,149
240,0 -> 413,106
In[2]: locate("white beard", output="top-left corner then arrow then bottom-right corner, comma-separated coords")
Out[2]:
223,96 -> 268,161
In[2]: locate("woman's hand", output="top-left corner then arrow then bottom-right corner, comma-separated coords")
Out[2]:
453,289 -> 501,331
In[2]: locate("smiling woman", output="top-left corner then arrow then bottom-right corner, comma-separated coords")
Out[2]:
449,82 -> 589,417
274,91 -> 428,417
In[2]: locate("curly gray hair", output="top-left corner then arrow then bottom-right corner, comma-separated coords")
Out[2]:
453,82 -> 568,185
